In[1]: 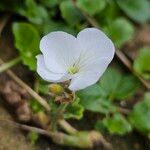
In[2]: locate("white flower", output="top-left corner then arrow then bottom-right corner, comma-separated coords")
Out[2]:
36,28 -> 115,91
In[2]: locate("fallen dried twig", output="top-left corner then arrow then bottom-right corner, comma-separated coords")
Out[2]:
0,119 -> 112,149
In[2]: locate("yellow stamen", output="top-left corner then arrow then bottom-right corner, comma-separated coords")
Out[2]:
68,66 -> 78,74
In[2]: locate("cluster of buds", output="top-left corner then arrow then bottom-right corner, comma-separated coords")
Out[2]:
48,82 -> 75,104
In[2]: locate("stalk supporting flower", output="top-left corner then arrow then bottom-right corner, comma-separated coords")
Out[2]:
50,103 -> 68,131
36,28 -> 115,91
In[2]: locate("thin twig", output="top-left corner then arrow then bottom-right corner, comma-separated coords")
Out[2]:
118,107 -> 130,115
72,0 -> 150,90
0,57 -> 21,73
116,51 -> 150,90
0,119 -> 112,150
0,15 -> 10,34
0,119 -> 112,149
0,119 -> 51,137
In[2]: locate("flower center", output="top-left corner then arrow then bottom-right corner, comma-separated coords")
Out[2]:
68,66 -> 78,74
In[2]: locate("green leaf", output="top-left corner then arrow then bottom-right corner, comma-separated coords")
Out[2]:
38,80 -> 49,94
133,47 -> 150,79
77,85 -> 116,114
116,0 -> 150,24
43,21 -> 76,35
64,98 -> 84,120
103,18 -> 134,48
12,22 -> 40,70
0,0 -> 23,12
81,97 -> 116,114
103,113 -> 132,135
128,92 -> 150,134
97,1 -> 119,24
60,0 -> 83,26
29,99 -> 44,113
39,0 -> 59,8
95,120 -> 107,133
27,131 -> 39,145
77,0 -> 106,16
116,76 -> 139,99
99,68 -> 140,100
19,0 -> 48,24
77,84 -> 106,101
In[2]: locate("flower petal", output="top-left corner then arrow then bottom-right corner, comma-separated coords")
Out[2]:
77,28 -> 115,62
69,58 -> 110,91
40,31 -> 81,73
36,55 -> 71,82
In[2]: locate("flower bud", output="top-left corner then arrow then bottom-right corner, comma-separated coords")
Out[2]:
49,84 -> 63,95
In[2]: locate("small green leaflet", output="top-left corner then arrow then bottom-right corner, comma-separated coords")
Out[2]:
95,120 -> 107,134
18,0 -> 48,25
103,17 -> 134,48
12,22 -> 40,70
99,68 -> 140,100
128,92 -> 150,135
77,0 -> 106,16
77,84 -> 116,114
43,21 -> 76,35
27,131 -> 39,145
133,47 -> 150,79
60,0 -> 83,26
103,113 -> 132,135
29,99 -> 44,113
64,98 -> 84,120
117,0 -> 150,24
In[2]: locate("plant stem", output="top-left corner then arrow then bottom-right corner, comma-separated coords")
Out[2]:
57,103 -> 68,114
59,119 -> 77,134
51,103 -> 68,131
0,57 -> 21,73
